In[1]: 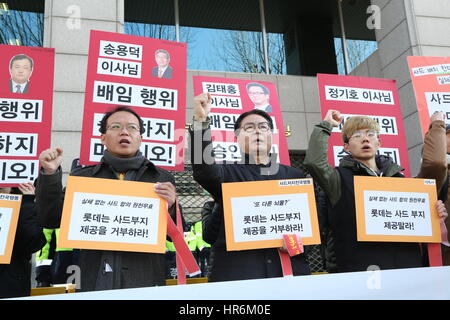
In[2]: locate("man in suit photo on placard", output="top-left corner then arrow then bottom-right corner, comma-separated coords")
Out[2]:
246,82 -> 272,113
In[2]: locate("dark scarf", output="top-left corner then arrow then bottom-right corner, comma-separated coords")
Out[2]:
340,154 -> 402,176
102,150 -> 146,180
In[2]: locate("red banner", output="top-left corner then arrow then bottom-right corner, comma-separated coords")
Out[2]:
317,74 -> 411,177
192,76 -> 290,165
80,30 -> 187,171
0,45 -> 54,186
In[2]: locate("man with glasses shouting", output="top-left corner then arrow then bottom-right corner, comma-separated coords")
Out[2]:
304,109 -> 447,273
189,93 -> 310,282
36,106 -> 178,292
246,82 -> 272,113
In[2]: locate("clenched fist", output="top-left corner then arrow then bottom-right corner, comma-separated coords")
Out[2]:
193,93 -> 212,122
324,109 -> 343,128
430,111 -> 445,123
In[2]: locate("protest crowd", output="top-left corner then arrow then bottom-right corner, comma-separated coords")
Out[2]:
1,18 -> 450,300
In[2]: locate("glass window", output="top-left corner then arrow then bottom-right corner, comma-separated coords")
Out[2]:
333,0 -> 378,74
266,32 -> 287,75
182,4 -> 286,74
179,0 -> 266,74
124,22 -> 200,70
334,38 -> 378,75
0,2 -> 44,47
124,22 -> 177,42
125,0 -> 360,76
124,0 -> 177,40
125,0 -> 273,74
187,28 -> 264,73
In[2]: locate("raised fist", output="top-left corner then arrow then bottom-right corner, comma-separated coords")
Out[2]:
193,93 -> 212,121
39,147 -> 63,175
324,109 -> 343,128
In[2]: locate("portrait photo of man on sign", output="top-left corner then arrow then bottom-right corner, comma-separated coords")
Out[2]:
246,82 -> 272,113
9,54 -> 34,94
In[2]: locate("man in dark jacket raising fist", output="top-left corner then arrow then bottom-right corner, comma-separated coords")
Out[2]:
36,106 -> 179,292
304,110 -> 447,273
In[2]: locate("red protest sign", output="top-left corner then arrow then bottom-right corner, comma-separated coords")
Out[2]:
317,73 -> 411,177
0,45 -> 54,186
80,30 -> 187,171
192,76 -> 290,165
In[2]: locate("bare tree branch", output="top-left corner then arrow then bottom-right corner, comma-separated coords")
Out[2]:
335,38 -> 378,74
213,30 -> 286,74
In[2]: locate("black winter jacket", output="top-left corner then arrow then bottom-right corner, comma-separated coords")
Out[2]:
0,195 -> 46,298
191,125 -> 310,282
304,121 -> 424,272
329,161 -> 423,272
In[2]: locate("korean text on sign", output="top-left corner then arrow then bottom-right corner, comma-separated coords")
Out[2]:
325,86 -> 394,105
222,179 -> 321,251
354,176 -> 441,243
363,191 -> 431,236
93,81 -> 177,110
69,192 -> 160,245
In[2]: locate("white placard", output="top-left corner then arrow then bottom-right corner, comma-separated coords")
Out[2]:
99,40 -> 143,61
331,113 -> 398,135
230,193 -> 312,242
201,82 -> 241,96
68,192 -> 161,245
0,132 -> 38,157
411,63 -> 450,77
97,58 -> 142,78
93,81 -> 178,111
0,207 -> 13,256
325,85 -> 394,105
363,190 -> 432,237
437,75 -> 450,85
425,92 -> 450,114
0,99 -> 43,122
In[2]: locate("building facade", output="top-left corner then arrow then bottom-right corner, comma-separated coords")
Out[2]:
2,0 -> 450,203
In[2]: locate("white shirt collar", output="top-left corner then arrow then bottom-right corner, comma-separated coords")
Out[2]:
158,65 -> 168,73
11,80 -> 27,91
254,104 -> 270,110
